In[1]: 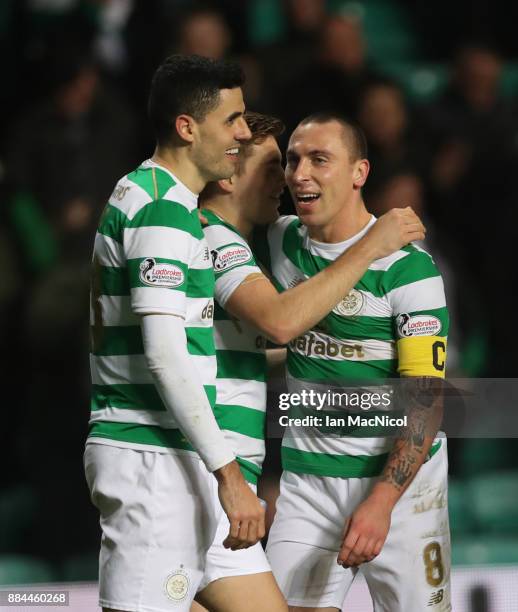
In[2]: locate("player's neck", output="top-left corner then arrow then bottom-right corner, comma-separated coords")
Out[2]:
151,146 -> 206,195
202,197 -> 253,240
308,199 -> 371,244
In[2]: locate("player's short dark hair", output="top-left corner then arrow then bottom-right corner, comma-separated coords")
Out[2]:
244,111 -> 285,144
298,112 -> 368,161
236,111 -> 285,173
148,54 -> 245,146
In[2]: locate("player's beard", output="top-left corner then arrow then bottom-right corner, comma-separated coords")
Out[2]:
194,144 -> 236,184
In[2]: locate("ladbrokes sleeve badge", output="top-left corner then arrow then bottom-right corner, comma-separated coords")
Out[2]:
139,258 -> 185,288
396,313 -> 442,337
211,243 -> 252,272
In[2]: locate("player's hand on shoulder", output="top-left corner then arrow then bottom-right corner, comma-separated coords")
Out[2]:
364,206 -> 426,259
214,460 -> 266,551
337,495 -> 392,568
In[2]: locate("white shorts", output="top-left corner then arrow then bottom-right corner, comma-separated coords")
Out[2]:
84,443 -> 221,612
198,483 -> 271,592
266,441 -> 451,611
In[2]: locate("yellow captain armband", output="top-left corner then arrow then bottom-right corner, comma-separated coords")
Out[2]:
397,336 -> 447,378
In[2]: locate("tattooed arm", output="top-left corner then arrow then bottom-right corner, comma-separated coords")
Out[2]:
337,376 -> 444,568
378,376 -> 443,495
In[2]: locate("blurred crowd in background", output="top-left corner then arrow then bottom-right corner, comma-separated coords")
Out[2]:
1,0 -> 518,583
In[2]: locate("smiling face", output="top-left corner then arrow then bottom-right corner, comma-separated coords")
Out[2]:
285,120 -> 369,232
232,135 -> 285,226
191,87 -> 251,182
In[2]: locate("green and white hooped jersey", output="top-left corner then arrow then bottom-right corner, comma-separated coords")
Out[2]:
267,215 -> 449,478
203,210 -> 267,484
88,159 -> 216,456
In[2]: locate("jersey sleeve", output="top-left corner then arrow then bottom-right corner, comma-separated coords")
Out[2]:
266,215 -> 299,293
386,247 -> 449,378
266,215 -> 298,261
203,223 -> 263,308
124,199 -> 200,317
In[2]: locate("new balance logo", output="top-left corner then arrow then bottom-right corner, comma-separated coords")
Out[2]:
428,589 -> 444,606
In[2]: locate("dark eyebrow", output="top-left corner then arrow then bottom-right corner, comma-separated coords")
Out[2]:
286,148 -> 332,158
308,149 -> 332,157
225,111 -> 244,123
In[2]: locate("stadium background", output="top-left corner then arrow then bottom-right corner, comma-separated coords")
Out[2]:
0,1 -> 517,610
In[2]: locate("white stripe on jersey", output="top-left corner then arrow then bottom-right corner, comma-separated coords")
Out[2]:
91,353 -> 216,386
184,296 -> 215,328
387,276 -> 447,312
215,378 -> 266,413
90,406 -> 179,428
215,265 -> 265,307
91,354 -> 153,385
213,320 -> 264,353
93,232 -> 125,267
130,287 -> 186,317
123,225 -> 195,260
90,295 -> 138,327
221,430 -> 265,466
282,426 -> 394,457
108,177 -> 152,219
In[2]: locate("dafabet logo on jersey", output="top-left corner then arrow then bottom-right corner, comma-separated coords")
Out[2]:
396,313 -> 441,337
211,243 -> 252,272
139,258 -> 185,288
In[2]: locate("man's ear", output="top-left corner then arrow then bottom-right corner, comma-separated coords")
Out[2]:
218,177 -> 235,193
175,114 -> 195,143
353,159 -> 370,189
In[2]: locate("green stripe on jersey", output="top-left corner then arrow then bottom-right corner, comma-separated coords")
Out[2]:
127,165 -> 176,200
91,326 -> 214,358
186,327 -> 215,356
98,204 -> 128,244
92,383 -> 166,411
216,350 -> 266,382
237,456 -> 261,484
128,200 -> 202,239
287,352 -> 398,380
89,421 -> 193,450
282,440 -> 442,477
91,383 -> 216,412
99,265 -> 130,296
213,404 -> 265,440
187,267 -> 215,298
214,301 -> 231,321
322,314 -> 394,342
91,325 -> 142,356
